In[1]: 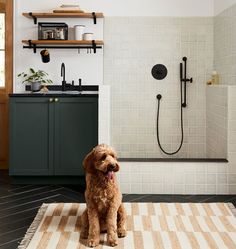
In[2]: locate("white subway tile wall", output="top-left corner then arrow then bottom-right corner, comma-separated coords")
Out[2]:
206,85 -> 228,158
228,87 -> 236,190
98,85 -> 111,145
117,162 -> 229,194
214,4 -> 236,86
104,17 -> 214,158
116,86 -> 236,194
213,2 -> 236,193
102,6 -> 236,194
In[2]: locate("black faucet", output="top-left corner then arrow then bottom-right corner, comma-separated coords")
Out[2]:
61,63 -> 81,92
61,63 -> 67,91
78,78 -> 82,92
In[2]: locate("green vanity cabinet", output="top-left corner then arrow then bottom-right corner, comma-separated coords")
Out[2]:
9,97 -> 54,176
54,98 -> 98,175
9,96 -> 98,178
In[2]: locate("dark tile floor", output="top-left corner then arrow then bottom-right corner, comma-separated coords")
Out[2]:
0,170 -> 236,249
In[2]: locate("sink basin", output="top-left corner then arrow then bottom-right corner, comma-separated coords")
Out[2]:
47,91 -> 81,94
77,91 -> 99,95
32,90 -> 98,95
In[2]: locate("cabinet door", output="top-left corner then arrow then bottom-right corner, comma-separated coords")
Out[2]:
54,97 -> 98,175
9,98 -> 54,175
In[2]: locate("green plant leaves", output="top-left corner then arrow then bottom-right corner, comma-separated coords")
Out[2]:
29,68 -> 35,73
17,68 -> 53,84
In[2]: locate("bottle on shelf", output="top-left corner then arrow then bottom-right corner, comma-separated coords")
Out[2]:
212,70 -> 219,85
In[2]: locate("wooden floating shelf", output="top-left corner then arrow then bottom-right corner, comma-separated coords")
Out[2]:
22,40 -> 104,45
22,12 -> 104,18
22,12 -> 104,24
22,40 -> 104,54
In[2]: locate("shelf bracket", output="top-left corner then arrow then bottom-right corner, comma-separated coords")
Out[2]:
28,40 -> 37,53
92,40 -> 96,53
92,12 -> 97,24
29,12 -> 37,24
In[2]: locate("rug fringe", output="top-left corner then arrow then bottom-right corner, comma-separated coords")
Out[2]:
18,203 -> 48,249
228,202 -> 236,217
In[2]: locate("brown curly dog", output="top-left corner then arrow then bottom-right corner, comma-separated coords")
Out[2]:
80,144 -> 127,247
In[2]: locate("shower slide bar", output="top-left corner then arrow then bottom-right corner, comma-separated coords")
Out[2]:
180,57 -> 193,107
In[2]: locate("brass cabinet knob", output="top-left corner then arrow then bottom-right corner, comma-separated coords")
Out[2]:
54,98 -> 59,102
49,98 -> 54,103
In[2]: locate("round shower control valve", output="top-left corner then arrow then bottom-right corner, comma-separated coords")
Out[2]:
151,64 -> 168,80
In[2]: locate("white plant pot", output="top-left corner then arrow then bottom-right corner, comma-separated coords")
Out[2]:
31,82 -> 41,92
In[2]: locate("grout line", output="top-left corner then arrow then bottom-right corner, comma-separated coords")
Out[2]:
0,185 -> 53,199
0,193 -> 63,212
0,195 -> 60,220
0,225 -> 29,238
0,187 -> 64,206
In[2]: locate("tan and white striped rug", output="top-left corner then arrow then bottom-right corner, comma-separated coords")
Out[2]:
19,203 -> 236,249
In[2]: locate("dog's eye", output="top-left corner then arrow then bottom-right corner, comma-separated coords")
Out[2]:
111,154 -> 115,158
101,154 -> 106,161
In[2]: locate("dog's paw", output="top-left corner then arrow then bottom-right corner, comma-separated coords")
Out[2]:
88,238 -> 99,247
117,228 -> 127,238
107,239 -> 118,247
107,236 -> 118,247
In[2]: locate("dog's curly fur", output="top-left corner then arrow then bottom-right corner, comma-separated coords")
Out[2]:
81,144 -> 127,247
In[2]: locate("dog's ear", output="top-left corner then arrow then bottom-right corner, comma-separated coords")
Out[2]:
83,149 -> 95,174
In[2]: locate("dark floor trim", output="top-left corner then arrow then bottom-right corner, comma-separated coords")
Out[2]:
119,158 -> 228,163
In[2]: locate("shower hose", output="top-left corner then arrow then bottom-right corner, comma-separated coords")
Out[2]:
156,82 -> 184,155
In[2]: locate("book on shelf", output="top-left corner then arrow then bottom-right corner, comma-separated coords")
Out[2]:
53,4 -> 84,13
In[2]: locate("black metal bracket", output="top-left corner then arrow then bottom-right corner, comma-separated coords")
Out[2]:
92,12 -> 97,24
23,42 -> 102,54
92,40 -> 96,53
29,12 -> 37,24
28,40 -> 37,53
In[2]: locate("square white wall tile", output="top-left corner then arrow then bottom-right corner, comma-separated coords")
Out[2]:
119,162 -> 230,194
104,16 -> 213,158
214,5 -> 236,86
99,85 -> 111,145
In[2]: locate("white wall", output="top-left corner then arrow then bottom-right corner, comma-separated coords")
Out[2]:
58,0 -> 214,17
118,161 -> 229,194
214,0 -> 236,15
14,0 -> 103,92
85,0 -> 214,16
105,17 -> 213,158
14,0 -> 217,92
116,86 -> 236,195
206,86 -> 228,158
214,3 -> 236,86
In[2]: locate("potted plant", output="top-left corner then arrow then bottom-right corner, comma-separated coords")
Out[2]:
18,68 -> 53,92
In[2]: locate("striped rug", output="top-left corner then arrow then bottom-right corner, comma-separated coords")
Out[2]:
18,203 -> 236,249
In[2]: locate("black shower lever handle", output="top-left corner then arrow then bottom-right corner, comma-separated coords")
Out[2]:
186,77 -> 193,83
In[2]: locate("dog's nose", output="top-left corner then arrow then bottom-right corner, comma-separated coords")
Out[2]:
108,164 -> 116,171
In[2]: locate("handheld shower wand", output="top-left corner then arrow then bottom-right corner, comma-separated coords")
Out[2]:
155,57 -> 193,155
